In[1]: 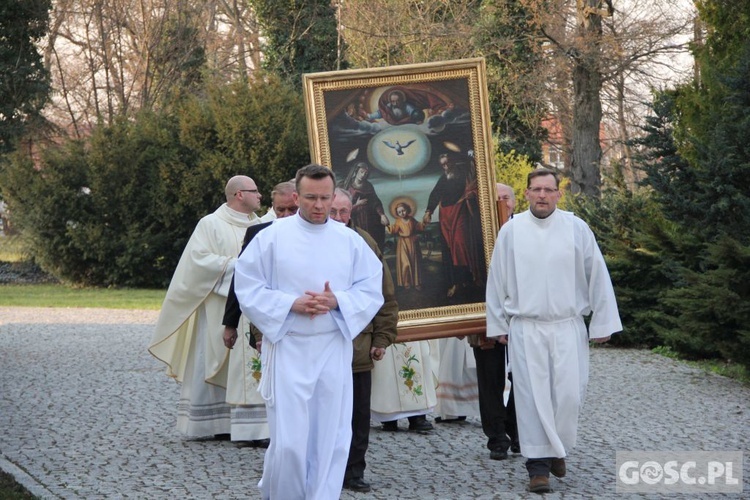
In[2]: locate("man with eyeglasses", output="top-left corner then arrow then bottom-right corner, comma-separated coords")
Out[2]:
329,188 -> 398,493
150,175 -> 262,440
222,180 -> 298,347
485,168 -> 622,494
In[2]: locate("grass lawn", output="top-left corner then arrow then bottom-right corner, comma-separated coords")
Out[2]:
0,284 -> 165,309
0,236 -> 165,310
0,469 -> 35,499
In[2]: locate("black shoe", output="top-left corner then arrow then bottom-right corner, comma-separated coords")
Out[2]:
212,433 -> 231,441
235,438 -> 270,448
511,440 -> 521,454
434,416 -> 466,424
343,477 -> 371,492
408,416 -> 434,432
490,449 -> 508,460
252,438 -> 270,449
382,421 -> 399,432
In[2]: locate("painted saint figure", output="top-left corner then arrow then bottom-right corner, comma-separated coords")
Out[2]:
386,202 -> 424,290
339,162 -> 389,250
423,153 -> 484,297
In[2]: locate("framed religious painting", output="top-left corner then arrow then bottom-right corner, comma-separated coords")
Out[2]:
303,58 -> 500,341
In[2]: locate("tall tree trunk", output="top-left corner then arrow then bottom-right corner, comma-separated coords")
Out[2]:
571,55 -> 602,196
570,0 -> 605,197
94,1 -> 115,123
615,73 -> 637,185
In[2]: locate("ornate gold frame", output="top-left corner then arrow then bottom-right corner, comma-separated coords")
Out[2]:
303,58 -> 498,340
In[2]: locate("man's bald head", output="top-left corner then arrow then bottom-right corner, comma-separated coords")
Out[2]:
226,176 -> 253,200
225,175 -> 262,214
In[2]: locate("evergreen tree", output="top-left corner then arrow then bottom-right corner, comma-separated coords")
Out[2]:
1,112 -> 199,287
611,2 -> 750,368
657,37 -> 750,369
177,74 -> 309,203
250,0 -> 344,87
660,236 -> 750,365
570,191 -> 693,348
670,2 -> 750,242
0,77 -> 310,287
0,0 -> 51,154
632,91 -> 702,230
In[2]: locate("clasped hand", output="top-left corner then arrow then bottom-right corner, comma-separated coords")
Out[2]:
292,281 -> 338,318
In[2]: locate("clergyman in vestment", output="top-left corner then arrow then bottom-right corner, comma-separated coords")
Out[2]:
149,176 -> 262,438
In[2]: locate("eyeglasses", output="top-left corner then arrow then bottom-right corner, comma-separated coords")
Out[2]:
236,189 -> 259,195
528,187 -> 558,194
330,208 -> 350,216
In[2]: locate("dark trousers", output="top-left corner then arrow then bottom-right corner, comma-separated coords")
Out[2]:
526,458 -> 552,477
473,343 -> 518,452
345,370 -> 371,480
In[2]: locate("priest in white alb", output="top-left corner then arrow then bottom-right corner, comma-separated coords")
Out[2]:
486,168 -> 622,494
234,165 -> 384,500
149,175 -> 262,438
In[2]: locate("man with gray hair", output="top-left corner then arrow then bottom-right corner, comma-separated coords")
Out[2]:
259,181 -> 298,222
330,187 -> 398,493
496,182 -> 516,222
466,182 -> 519,462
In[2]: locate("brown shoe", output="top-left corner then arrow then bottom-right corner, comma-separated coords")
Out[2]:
529,475 -> 551,493
551,458 -> 566,478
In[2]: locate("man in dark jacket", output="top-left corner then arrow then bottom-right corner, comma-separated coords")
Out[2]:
331,187 -> 398,493
466,183 -> 519,460
221,181 -> 298,448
